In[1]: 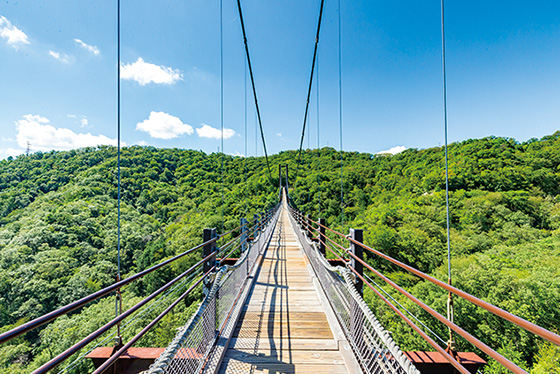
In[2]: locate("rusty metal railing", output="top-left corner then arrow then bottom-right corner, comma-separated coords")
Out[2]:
289,206 -> 560,374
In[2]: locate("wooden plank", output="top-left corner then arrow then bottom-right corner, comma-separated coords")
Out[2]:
252,284 -> 315,291
224,349 -> 345,364
230,338 -> 338,351
236,316 -> 329,327
254,271 -> 310,277
235,321 -> 333,332
234,327 -> 334,339
234,331 -> 333,340
244,301 -> 323,309
247,291 -> 321,299
217,207 -> 348,374
218,363 -> 348,374
243,306 -> 325,313
249,288 -> 318,293
252,282 -> 313,287
238,311 -> 328,322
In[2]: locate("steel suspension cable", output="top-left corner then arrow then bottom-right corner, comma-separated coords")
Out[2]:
115,0 -> 123,340
338,0 -> 344,229
294,0 -> 325,189
307,107 -> 310,150
235,0 -> 272,183
317,53 -> 321,216
440,0 -> 455,350
316,54 -> 320,149
307,109 -> 311,205
255,111 -> 257,157
244,59 -> 248,215
220,0 -> 225,233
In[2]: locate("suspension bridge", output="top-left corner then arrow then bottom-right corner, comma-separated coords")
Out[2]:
1,183 -> 559,374
0,0 -> 558,373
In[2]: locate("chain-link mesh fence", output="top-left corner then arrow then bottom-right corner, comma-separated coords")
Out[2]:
288,209 -> 420,374
145,206 -> 279,374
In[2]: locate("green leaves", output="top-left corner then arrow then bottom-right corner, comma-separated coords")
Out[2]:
1,132 -> 560,372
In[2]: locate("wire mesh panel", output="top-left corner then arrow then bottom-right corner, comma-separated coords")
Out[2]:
288,211 -> 420,374
145,207 -> 279,374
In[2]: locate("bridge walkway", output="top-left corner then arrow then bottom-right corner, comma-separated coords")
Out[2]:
217,205 -> 349,374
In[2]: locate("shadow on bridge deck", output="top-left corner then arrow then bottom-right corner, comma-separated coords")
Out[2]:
217,206 -> 348,374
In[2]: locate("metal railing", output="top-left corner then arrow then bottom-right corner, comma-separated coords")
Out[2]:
288,206 -> 419,374
0,237 -> 218,347
289,206 -> 560,374
0,204 -> 278,374
145,204 -> 280,374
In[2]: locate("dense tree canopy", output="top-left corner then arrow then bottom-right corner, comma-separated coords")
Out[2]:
0,132 -> 559,372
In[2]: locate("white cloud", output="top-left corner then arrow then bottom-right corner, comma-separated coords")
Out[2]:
49,50 -> 71,64
276,132 -> 283,137
0,16 -> 30,48
0,147 -> 24,159
136,111 -> 193,139
376,145 -> 406,155
121,58 -> 182,86
136,140 -> 148,146
74,38 -> 100,55
67,114 -> 89,127
15,114 -> 119,152
196,124 -> 236,140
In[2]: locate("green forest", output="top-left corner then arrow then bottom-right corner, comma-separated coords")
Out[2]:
1,133 -> 559,373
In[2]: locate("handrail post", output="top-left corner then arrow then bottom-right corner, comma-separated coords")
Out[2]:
279,165 -> 283,201
319,218 -> 326,257
306,214 -> 312,239
203,228 -> 217,297
254,213 -> 261,255
350,228 -> 364,297
349,228 -> 365,355
203,228 -> 218,347
240,218 -> 248,253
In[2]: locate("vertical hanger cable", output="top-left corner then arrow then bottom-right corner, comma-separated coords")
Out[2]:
440,0 -> 456,354
115,0 -> 123,343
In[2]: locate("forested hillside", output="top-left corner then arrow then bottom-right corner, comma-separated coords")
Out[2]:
1,133 -> 559,373
0,146 -> 278,374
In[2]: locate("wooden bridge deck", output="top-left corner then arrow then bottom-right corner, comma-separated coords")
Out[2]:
217,207 -> 349,374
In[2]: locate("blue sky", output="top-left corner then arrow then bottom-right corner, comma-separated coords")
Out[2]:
1,0 -> 559,159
